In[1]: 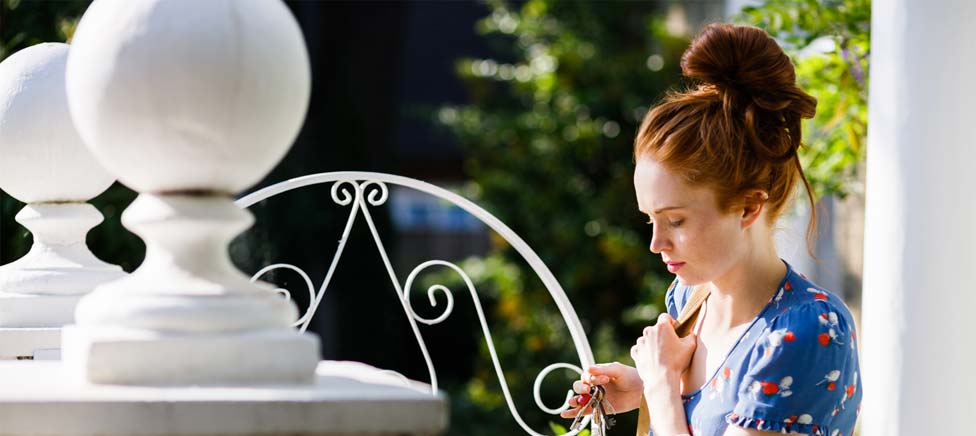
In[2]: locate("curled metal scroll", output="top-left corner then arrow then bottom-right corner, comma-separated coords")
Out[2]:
238,173 -> 595,435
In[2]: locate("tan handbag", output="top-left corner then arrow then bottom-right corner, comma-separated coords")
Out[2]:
635,284 -> 710,436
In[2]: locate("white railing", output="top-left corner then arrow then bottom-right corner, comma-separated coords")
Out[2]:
237,172 -> 595,436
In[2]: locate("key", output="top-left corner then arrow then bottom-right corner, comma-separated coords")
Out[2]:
569,385 -> 618,435
569,394 -> 596,431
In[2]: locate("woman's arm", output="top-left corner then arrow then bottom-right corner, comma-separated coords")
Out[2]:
643,379 -> 689,435
631,313 -> 697,436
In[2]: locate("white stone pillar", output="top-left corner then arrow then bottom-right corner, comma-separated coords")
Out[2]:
61,0 -> 319,385
0,43 -> 125,359
861,0 -> 976,434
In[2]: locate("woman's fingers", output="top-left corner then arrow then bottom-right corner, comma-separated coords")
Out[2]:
657,312 -> 673,326
560,405 -> 591,419
587,362 -> 623,377
657,313 -> 677,333
587,374 -> 610,385
572,379 -> 591,394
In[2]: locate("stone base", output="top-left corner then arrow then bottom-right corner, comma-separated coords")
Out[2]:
63,326 -> 320,385
0,360 -> 447,436
0,327 -> 61,360
0,293 -> 82,327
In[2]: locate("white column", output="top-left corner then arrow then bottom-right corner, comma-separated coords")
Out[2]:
862,1 -> 976,434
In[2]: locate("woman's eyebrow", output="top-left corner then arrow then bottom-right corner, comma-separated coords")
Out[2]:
652,206 -> 684,214
638,206 -> 685,216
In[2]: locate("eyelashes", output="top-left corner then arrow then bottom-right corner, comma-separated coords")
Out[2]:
646,219 -> 684,227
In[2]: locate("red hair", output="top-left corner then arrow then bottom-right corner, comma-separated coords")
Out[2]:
634,23 -> 819,249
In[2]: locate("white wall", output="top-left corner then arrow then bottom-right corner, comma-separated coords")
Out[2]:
861,0 -> 976,434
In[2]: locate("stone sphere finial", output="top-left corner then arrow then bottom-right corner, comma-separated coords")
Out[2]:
0,43 -> 115,203
66,0 -> 311,195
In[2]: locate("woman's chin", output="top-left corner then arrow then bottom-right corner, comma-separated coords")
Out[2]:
675,273 -> 705,287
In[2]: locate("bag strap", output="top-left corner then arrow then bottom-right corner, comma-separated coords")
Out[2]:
636,284 -> 710,436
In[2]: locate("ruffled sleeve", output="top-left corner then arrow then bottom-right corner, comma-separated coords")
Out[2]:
726,300 -> 860,435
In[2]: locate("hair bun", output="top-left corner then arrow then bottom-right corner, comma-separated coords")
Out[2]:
680,23 -> 815,117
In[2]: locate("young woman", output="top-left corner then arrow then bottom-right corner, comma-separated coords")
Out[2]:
560,24 -> 862,436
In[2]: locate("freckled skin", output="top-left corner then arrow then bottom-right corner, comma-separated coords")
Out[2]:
632,157 -> 750,287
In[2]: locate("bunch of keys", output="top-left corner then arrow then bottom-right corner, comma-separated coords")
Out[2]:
569,384 -> 617,435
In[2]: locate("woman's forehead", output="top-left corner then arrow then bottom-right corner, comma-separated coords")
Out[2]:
634,158 -> 712,212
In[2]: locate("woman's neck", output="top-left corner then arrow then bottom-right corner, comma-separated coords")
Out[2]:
704,241 -> 786,329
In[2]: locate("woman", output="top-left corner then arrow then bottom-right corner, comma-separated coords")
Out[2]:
561,24 -> 862,436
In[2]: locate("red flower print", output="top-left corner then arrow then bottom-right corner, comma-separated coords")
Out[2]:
818,333 -> 831,346
806,287 -> 828,300
784,331 -> 796,342
819,328 -> 845,346
816,370 -> 841,390
749,377 -> 792,399
841,372 -> 859,409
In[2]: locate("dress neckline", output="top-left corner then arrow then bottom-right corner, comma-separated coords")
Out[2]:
680,260 -> 792,399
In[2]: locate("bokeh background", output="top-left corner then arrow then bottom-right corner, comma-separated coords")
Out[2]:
0,1 -> 868,434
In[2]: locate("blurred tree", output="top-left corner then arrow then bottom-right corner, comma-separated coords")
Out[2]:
434,0 -> 689,434
436,0 -> 869,434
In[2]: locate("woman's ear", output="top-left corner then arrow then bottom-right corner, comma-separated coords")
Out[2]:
740,190 -> 768,229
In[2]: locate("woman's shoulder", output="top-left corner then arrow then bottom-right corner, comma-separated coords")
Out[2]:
747,266 -> 861,371
767,267 -> 858,333
729,267 -> 862,435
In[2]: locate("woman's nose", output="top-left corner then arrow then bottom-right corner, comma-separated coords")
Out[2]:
649,228 -> 669,253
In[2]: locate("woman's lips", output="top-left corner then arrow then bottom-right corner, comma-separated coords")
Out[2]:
666,262 -> 685,273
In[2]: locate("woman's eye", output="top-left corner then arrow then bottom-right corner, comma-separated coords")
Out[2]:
668,219 -> 683,227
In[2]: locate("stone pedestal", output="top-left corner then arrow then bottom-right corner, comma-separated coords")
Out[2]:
0,328 -> 60,360
0,203 -> 124,328
0,360 -> 448,436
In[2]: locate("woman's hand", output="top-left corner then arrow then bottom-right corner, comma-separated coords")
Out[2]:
631,313 -> 697,393
559,362 -> 644,419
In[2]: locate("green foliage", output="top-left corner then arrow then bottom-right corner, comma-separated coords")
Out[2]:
435,1 -> 684,434
438,0 -> 869,434
550,422 -> 589,436
737,0 -> 870,198
0,0 -> 88,59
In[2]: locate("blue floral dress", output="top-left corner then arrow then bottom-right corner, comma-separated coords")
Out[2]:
653,262 -> 862,436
